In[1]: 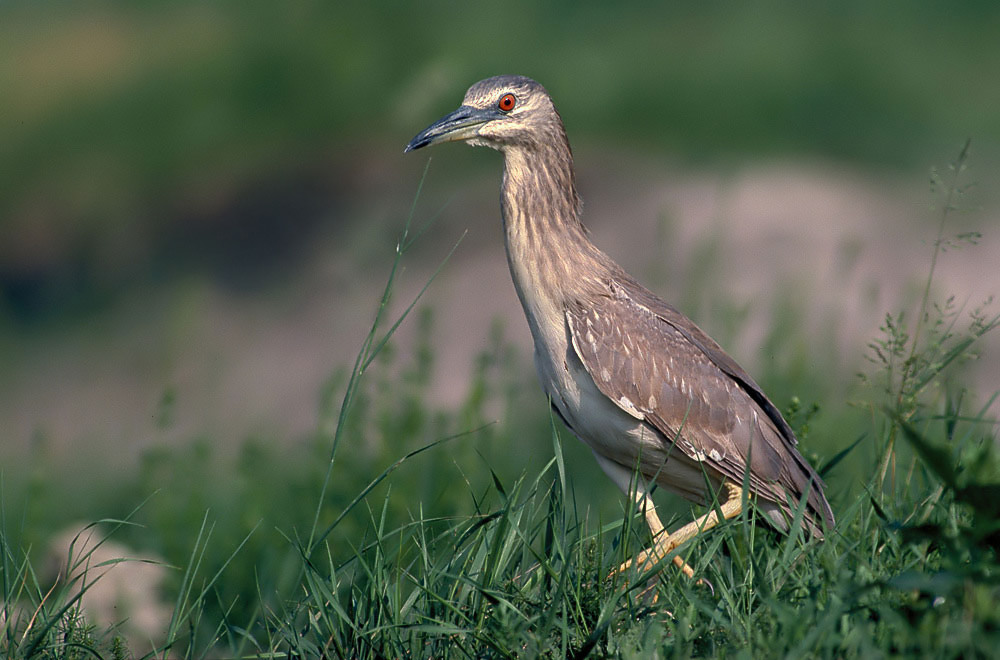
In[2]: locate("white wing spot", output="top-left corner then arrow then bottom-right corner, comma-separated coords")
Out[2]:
709,448 -> 723,462
617,396 -> 644,419
601,368 -> 611,382
647,394 -> 657,409
693,450 -> 707,462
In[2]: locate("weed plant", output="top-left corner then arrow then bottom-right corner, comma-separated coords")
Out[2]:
2,146 -> 999,658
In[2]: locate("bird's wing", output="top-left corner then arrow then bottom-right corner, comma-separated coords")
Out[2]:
565,277 -> 833,531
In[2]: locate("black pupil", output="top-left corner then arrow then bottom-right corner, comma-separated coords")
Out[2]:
501,95 -> 513,109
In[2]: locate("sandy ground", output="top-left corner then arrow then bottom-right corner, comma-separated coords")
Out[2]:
2,152 -> 998,470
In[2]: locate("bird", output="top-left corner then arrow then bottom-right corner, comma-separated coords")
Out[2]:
405,75 -> 834,579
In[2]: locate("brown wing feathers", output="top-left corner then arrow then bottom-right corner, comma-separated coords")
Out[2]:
566,277 -> 834,535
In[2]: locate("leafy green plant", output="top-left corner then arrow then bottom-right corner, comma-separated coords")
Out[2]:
861,141 -> 999,492
853,140 -> 1000,657
1,515 -> 145,660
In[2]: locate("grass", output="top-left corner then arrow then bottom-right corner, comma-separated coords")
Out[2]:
2,145 -> 999,658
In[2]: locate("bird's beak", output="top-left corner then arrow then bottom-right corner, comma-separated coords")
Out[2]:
405,105 -> 501,153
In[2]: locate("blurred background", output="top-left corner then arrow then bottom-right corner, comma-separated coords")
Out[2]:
2,0 -> 999,643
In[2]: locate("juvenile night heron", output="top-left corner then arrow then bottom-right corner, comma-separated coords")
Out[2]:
406,75 -> 834,578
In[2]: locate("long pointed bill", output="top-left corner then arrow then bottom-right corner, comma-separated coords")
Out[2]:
404,105 -> 501,152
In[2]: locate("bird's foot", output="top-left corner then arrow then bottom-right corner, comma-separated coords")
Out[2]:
611,535 -> 693,580
613,555 -> 712,606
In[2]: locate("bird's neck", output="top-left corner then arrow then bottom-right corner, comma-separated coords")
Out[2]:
500,143 -> 612,319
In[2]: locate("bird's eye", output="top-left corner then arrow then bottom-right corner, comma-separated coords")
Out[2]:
498,93 -> 516,112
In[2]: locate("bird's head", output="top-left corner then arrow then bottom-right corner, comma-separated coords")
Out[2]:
405,75 -> 564,154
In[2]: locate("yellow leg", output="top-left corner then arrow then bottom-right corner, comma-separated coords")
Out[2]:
613,481 -> 744,580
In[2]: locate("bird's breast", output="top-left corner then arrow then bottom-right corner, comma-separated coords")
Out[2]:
507,255 -> 659,465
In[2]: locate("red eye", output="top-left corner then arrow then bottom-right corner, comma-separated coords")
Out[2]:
498,93 -> 516,112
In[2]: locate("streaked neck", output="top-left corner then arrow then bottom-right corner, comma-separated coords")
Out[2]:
500,143 -> 611,312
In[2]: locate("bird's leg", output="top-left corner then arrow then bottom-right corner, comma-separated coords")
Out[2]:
658,481 -> 744,554
614,498 -> 697,580
616,481 -> 744,580
590,453 -> 696,579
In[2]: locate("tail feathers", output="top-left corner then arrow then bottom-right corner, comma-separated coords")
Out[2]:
757,486 -> 833,540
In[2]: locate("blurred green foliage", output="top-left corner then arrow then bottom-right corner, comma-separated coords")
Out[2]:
3,0 -> 1000,317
